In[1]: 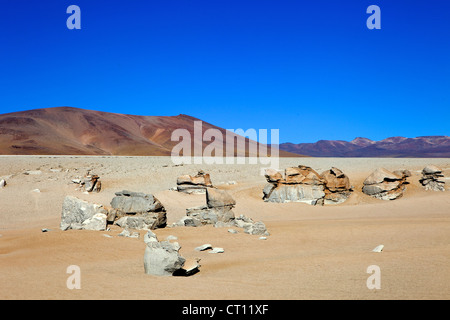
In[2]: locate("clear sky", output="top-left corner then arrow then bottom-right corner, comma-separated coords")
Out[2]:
0,0 -> 449,143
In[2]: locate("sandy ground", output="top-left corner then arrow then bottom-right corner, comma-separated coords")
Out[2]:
0,156 -> 449,300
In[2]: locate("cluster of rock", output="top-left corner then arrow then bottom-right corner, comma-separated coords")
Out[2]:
60,190 -> 167,231
173,187 -> 269,236
420,165 -> 445,191
362,168 -> 410,200
72,171 -> 102,193
176,170 -> 213,194
262,165 -> 353,205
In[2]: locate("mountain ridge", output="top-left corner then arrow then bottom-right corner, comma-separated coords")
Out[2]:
0,106 -> 302,157
280,135 -> 450,158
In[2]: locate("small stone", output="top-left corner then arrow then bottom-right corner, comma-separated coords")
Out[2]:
195,244 -> 213,251
209,247 -> 224,254
228,229 -> 238,234
372,245 -> 384,253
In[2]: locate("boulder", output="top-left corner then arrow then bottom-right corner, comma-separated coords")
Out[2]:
420,165 -> 445,191
175,188 -> 236,226
60,196 -> 108,231
206,188 -> 236,208
176,170 -> 213,194
143,231 -> 186,276
110,190 -> 167,230
263,165 -> 326,205
362,168 -> 408,200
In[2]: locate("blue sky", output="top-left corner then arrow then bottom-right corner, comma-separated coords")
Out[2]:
0,0 -> 449,143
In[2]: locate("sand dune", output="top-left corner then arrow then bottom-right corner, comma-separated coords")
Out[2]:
0,156 -> 449,300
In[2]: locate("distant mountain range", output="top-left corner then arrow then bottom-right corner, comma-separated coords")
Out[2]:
0,107 -> 300,157
280,136 -> 450,158
0,107 -> 448,158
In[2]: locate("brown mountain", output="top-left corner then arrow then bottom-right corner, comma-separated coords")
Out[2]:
0,107 -> 302,157
280,136 -> 450,158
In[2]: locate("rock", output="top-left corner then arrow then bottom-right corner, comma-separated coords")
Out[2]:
263,165 -> 326,205
195,244 -> 213,251
393,169 -> 412,178
118,228 -> 140,238
144,231 -> 185,276
243,221 -> 270,236
372,245 -> 384,253
144,230 -> 158,244
173,215 -> 203,227
72,172 -> 102,193
176,170 -> 213,194
264,168 -> 283,183
82,213 -> 108,231
206,188 -> 236,208
419,165 -> 445,191
174,188 -> 237,227
174,258 -> 201,276
234,215 -> 270,236
110,190 -> 167,230
0,179 -> 6,188
60,196 -> 108,231
321,167 -> 353,204
41,228 -> 51,232
422,165 -> 442,174
31,189 -> 41,193
362,168 -> 408,200
166,235 -> 178,241
25,170 -> 42,175
259,236 -> 267,240
228,229 -> 239,234
209,247 -> 224,254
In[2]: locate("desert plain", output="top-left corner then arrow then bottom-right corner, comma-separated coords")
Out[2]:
0,155 -> 449,300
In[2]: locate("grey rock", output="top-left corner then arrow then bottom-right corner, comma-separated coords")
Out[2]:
244,221 -> 270,236
362,168 -> 408,200
118,228 -> 140,238
110,190 -> 167,230
82,213 -> 108,231
0,179 -> 6,188
144,239 -> 185,276
60,196 -> 108,231
209,247 -> 224,254
420,165 -> 445,191
195,244 -> 213,251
